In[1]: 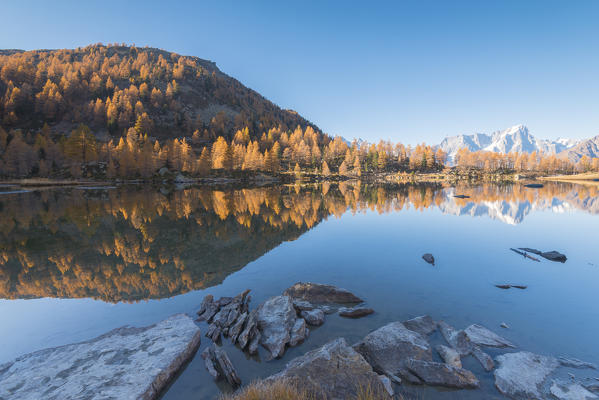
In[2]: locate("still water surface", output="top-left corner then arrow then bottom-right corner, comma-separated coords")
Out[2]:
0,181 -> 598,399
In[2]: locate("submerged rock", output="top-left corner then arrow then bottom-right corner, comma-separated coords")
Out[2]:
422,253 -> 435,265
406,359 -> 479,389
464,324 -> 515,348
339,306 -> 374,318
378,374 -> 395,396
403,315 -> 437,336
269,338 -> 385,399
0,314 -> 202,400
201,347 -> 219,380
213,346 -> 242,387
300,309 -> 325,326
439,321 -> 494,371
471,346 -> 495,372
494,351 -> 559,399
257,295 -> 297,359
550,381 -> 598,400
435,345 -> 462,368
558,357 -> 597,370
353,321 -> 431,380
438,321 -> 472,356
284,282 -> 363,304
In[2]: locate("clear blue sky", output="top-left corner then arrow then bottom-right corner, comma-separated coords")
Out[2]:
1,0 -> 598,143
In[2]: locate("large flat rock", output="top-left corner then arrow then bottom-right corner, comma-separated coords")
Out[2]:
0,314 -> 201,400
494,351 -> 559,399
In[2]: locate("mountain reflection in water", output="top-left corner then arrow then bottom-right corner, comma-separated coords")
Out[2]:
0,181 -> 597,302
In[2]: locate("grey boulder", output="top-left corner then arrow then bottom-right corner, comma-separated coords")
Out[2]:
300,309 -> 325,326
283,282 -> 363,304
353,321 -> 431,380
257,295 -> 297,359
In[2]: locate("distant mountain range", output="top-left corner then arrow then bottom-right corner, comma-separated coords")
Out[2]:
438,124 -> 583,164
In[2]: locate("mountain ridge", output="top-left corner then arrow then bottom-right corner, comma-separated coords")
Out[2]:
0,44 -> 322,142
438,124 -> 582,164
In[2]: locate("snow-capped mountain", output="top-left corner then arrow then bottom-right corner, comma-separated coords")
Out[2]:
439,125 -> 580,164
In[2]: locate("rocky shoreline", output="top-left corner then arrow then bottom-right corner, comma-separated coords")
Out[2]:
203,283 -> 597,399
1,282 -> 597,400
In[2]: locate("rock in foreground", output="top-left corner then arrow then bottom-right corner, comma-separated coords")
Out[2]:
494,351 -> 559,399
269,338 -> 386,399
283,282 -> 363,304
0,314 -> 201,400
354,321 -> 431,381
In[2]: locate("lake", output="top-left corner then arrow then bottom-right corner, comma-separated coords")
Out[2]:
0,181 -> 598,399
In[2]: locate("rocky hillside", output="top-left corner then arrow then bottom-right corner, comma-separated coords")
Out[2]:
0,44 -> 320,141
558,135 -> 599,162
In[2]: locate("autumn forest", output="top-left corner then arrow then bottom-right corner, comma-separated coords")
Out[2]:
1,44 -> 597,181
